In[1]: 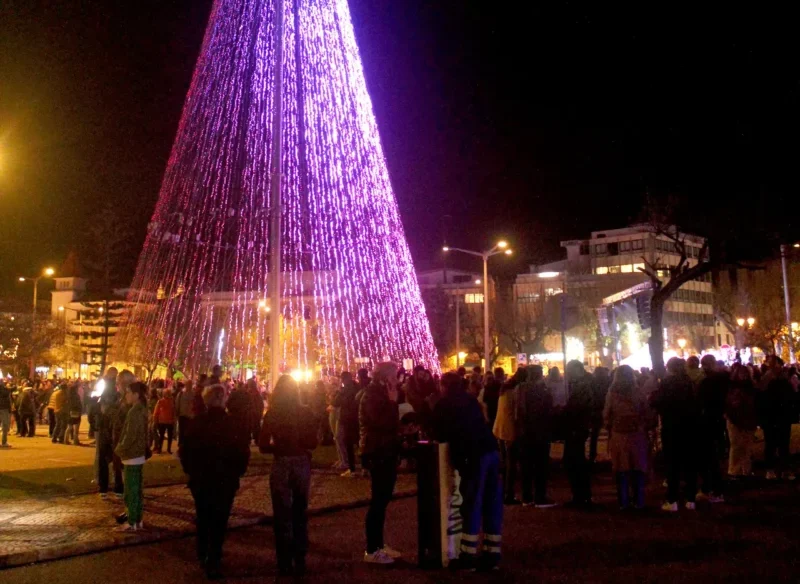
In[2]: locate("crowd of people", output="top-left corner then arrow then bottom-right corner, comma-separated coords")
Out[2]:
1,352 -> 799,578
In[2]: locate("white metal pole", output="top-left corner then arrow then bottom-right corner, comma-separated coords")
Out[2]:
781,244 -> 794,363
29,277 -> 38,380
269,0 -> 286,390
455,289 -> 460,368
483,255 -> 489,373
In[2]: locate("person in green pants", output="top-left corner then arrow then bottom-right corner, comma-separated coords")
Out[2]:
115,380 -> 150,531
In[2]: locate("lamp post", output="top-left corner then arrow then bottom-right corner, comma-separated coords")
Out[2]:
780,244 -> 795,363
454,278 -> 481,368
538,271 -> 568,377
18,267 -> 55,379
443,241 -> 512,373
735,316 -> 755,353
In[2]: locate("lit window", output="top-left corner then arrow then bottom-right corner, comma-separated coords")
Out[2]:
621,264 -> 633,273
633,263 -> 645,272
595,266 -> 608,275
608,266 -> 621,274
465,293 -> 484,304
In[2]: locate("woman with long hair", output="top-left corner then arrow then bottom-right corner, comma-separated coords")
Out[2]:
259,375 -> 318,576
726,364 -> 758,477
604,365 -> 650,510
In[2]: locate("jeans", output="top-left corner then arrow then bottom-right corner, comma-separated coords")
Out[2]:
663,431 -> 697,504
96,438 -> 124,493
616,471 -> 645,509
124,464 -> 144,525
521,439 -> 551,504
47,408 -> 56,437
21,414 -> 35,437
335,424 -> 354,471
178,416 -> 192,448
764,423 -> 792,475
698,427 -> 725,495
727,421 -> 753,476
52,411 -> 68,443
157,423 -> 174,453
365,455 -> 397,553
589,425 -> 601,463
65,417 -> 81,445
459,450 -> 503,563
0,409 -> 10,445
270,455 -> 311,568
190,482 -> 237,569
564,435 -> 592,503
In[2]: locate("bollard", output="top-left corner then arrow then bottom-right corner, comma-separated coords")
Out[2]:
416,441 -> 462,568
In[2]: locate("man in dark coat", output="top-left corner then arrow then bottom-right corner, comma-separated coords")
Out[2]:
181,385 -> 250,580
518,365 -> 556,507
761,356 -> 796,480
359,362 -> 401,564
333,372 -> 360,475
696,355 -> 728,501
650,357 -> 700,511
562,360 -> 594,507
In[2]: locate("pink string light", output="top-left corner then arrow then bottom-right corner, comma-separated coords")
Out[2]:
119,0 -> 439,376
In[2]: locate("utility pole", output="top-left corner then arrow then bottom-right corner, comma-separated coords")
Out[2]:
268,0 -> 286,390
780,244 -> 794,363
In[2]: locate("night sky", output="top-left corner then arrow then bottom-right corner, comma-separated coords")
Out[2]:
1,1 -> 798,299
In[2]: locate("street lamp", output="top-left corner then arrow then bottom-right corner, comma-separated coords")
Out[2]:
747,317 -> 755,327
780,244 -> 795,362
454,278 -> 482,368
677,338 -> 687,357
443,241 -> 513,372
737,318 -> 745,327
18,267 -> 56,379
539,271 -> 569,376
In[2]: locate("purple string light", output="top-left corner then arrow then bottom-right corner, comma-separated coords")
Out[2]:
119,0 -> 439,375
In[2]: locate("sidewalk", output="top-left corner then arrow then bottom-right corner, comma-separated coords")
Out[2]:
0,469 -> 417,569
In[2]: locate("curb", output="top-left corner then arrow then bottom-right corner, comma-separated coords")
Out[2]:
0,490 -> 417,570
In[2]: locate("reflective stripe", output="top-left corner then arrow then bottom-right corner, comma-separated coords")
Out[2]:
461,533 -> 479,542
484,533 -> 502,542
460,545 -> 478,555
484,545 -> 502,554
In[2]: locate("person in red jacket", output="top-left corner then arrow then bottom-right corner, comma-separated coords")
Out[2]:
153,389 -> 177,454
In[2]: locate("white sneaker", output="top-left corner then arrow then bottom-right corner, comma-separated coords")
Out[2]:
135,521 -> 145,530
115,524 -> 137,533
784,472 -> 796,482
340,470 -> 354,478
766,470 -> 778,480
707,494 -> 725,504
695,492 -> 708,502
685,502 -> 696,511
364,550 -> 394,564
662,480 -> 668,488
661,502 -> 678,513
99,493 -> 108,500
381,545 -> 402,559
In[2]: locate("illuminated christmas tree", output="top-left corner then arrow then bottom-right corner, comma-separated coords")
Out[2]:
119,0 -> 439,376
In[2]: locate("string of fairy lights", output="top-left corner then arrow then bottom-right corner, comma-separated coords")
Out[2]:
117,0 -> 439,376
